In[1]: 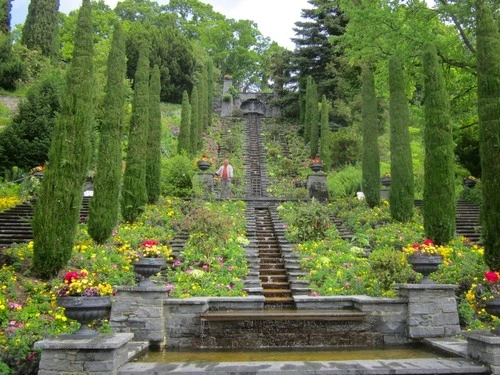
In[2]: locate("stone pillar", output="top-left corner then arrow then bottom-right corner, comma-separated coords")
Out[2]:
307,174 -> 329,202
110,286 -> 167,350
465,331 -> 500,374
164,298 -> 209,348
192,172 -> 214,199
396,284 -> 460,338
221,76 -> 234,117
34,333 -> 133,375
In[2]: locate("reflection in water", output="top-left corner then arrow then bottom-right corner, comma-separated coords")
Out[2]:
137,345 -> 451,363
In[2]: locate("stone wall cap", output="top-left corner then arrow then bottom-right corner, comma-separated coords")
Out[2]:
165,298 -> 209,305
34,333 -> 134,350
115,285 -> 168,292
208,296 -> 265,302
463,330 -> 500,344
395,283 -> 458,290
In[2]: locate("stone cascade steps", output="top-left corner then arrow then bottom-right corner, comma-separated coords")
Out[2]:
415,199 -> 481,243
244,114 -> 268,198
0,198 -> 90,248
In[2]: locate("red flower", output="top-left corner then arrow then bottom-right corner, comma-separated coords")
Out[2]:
140,239 -> 159,248
423,239 -> 434,246
63,271 -> 80,284
412,243 -> 421,249
485,271 -> 500,283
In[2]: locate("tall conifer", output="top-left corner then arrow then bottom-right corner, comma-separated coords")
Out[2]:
310,81 -> 320,157
190,85 -> 199,154
199,66 -> 209,130
304,76 -> 313,143
0,0 -> 11,34
88,22 -> 126,244
178,90 -> 190,154
477,0 -> 500,269
361,67 -> 380,208
422,43 -> 455,244
21,0 -> 59,57
146,65 -> 162,204
388,56 -> 414,222
207,59 -> 214,128
32,0 -> 94,277
121,43 -> 149,223
319,95 -> 331,170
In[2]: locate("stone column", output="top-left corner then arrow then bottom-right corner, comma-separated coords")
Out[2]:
307,173 -> 329,202
34,333 -> 133,375
192,172 -> 214,199
465,331 -> 500,374
396,284 -> 460,338
110,286 -> 167,350
164,298 -> 209,348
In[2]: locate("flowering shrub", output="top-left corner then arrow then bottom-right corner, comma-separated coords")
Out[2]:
465,270 -> 500,329
402,239 -> 446,258
309,156 -> 322,164
130,239 -> 173,261
198,154 -> 211,163
30,165 -> 45,174
54,269 -> 113,297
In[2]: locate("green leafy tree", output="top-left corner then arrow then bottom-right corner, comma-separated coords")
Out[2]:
21,0 -> 59,58
361,67 -> 380,208
422,43 -> 455,245
88,22 -> 127,244
0,75 -> 61,174
190,85 -> 199,154
121,42 -> 149,223
388,56 -> 414,222
32,0 -> 94,278
146,64 -> 162,204
0,30 -> 23,91
319,95 -> 331,170
206,58 -> 214,127
477,0 -> 500,269
0,0 -> 11,34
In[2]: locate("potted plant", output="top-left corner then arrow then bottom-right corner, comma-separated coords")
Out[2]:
197,154 -> 212,171
402,239 -> 443,284
131,239 -> 172,286
463,175 -> 477,188
380,172 -> 391,187
54,269 -> 113,338
308,156 -> 324,172
468,271 -> 500,335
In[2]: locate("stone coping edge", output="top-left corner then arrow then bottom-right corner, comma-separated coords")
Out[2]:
463,330 -> 500,344
395,283 -> 458,291
115,285 -> 168,292
34,332 -> 134,350
165,296 -> 265,305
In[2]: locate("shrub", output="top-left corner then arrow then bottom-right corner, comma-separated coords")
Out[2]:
278,200 -> 331,242
161,153 -> 194,197
327,165 -> 362,199
368,247 -> 414,294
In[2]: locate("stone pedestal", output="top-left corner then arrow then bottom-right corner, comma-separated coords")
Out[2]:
465,331 -> 500,374
34,333 -> 133,375
192,172 -> 214,199
110,286 -> 167,350
381,187 -> 390,200
307,174 -> 329,202
396,284 -> 460,338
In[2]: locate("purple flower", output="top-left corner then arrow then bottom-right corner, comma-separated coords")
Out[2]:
172,126 -> 180,135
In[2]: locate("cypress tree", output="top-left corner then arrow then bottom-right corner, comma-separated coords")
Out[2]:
310,81 -> 320,157
21,0 -> 59,58
121,43 -> 149,223
0,0 -> 11,34
190,85 -> 199,154
361,67 -> 380,208
422,43 -> 455,245
477,0 -> 500,269
388,56 -> 414,222
178,90 -> 190,154
199,66 -> 209,130
32,0 -> 94,278
319,95 -> 331,170
87,22 -> 126,244
146,65 -> 162,204
207,59 -> 214,128
304,76 -> 313,143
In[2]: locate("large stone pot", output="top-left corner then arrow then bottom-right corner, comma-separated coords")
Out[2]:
408,255 -> 443,284
197,161 -> 211,171
132,257 -> 166,286
485,295 -> 500,335
309,162 -> 324,172
57,296 -> 111,338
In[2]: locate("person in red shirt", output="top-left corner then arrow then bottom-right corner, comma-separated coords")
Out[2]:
215,159 -> 234,199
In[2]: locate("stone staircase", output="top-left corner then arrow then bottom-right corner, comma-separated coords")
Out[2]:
244,114 -> 268,198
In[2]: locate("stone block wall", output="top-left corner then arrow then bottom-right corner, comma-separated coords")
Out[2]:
165,298 -> 209,348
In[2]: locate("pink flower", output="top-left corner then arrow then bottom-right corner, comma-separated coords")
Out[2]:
310,291 -> 319,297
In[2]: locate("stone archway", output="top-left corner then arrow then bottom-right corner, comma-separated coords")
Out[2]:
240,98 -> 266,116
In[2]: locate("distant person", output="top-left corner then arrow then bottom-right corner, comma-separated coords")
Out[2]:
215,159 -> 233,199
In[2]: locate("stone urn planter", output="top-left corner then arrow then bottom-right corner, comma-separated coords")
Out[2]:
485,295 -> 500,335
197,161 -> 211,171
57,296 -> 111,338
380,175 -> 391,187
132,257 -> 166,286
463,178 -> 477,188
408,255 -> 443,284
309,162 -> 324,172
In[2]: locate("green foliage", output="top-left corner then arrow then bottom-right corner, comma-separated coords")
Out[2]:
278,200 -> 331,242
329,127 -> 362,168
88,22 -> 127,244
0,32 -> 24,91
121,43 -> 149,223
388,56 -> 414,222
177,90 -> 190,154
161,152 -> 194,198
0,75 -> 61,175
368,247 -> 415,291
21,0 -> 59,58
32,0 -> 94,278
477,0 -> 500,270
422,43 -> 456,245
361,67 -> 380,208
327,165 -> 361,200
146,65 -> 162,204
190,85 -> 199,154
459,184 -> 482,206
319,96 -> 331,170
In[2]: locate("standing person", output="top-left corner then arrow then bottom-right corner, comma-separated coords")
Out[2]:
215,159 -> 233,199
